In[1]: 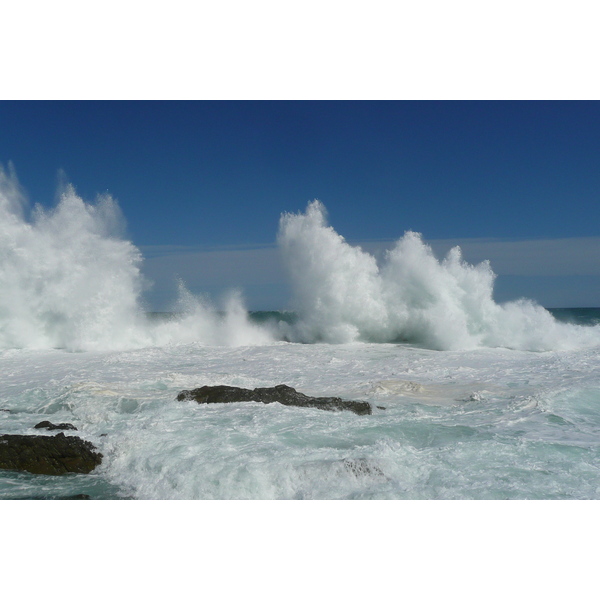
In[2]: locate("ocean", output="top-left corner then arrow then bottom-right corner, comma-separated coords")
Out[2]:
2,308 -> 600,500
2,178 -> 600,500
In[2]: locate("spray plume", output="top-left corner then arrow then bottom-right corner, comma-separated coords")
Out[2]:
278,200 -> 600,351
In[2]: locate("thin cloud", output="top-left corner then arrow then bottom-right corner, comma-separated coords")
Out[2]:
139,236 -> 600,310
359,237 -> 600,277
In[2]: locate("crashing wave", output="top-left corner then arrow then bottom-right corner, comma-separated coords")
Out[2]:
278,200 -> 600,351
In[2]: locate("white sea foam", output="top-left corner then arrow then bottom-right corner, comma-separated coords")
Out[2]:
149,284 -> 275,347
2,166 -> 599,353
3,170 -> 600,501
278,200 -> 600,350
3,338 -> 600,499
0,166 -> 273,351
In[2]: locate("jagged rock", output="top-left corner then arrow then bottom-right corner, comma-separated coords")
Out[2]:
61,494 -> 91,500
176,384 -> 372,416
14,493 -> 93,500
343,458 -> 386,478
34,421 -> 77,431
0,433 -> 103,475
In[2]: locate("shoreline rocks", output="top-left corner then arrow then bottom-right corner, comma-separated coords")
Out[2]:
0,433 -> 103,475
13,493 -> 93,500
34,421 -> 78,431
177,384 -> 372,416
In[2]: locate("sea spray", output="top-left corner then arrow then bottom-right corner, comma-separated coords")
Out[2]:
2,165 -> 599,353
278,200 -> 600,351
0,166 -> 273,351
0,165 -> 146,350
149,283 -> 275,346
277,200 -> 388,343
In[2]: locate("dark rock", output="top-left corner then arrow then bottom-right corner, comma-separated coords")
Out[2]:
9,493 -> 92,500
343,458 -> 386,478
0,433 -> 103,475
34,420 -> 78,431
60,494 -> 91,500
177,384 -> 372,416
18,494 -> 93,500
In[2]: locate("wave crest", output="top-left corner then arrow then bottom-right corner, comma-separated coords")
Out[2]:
0,167 -> 273,351
2,166 -> 598,353
278,200 -> 600,351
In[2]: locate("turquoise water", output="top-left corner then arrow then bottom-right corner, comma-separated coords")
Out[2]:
2,311 -> 600,499
548,307 -> 600,326
2,179 -> 600,498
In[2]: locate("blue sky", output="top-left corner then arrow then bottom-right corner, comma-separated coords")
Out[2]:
1,101 -> 599,309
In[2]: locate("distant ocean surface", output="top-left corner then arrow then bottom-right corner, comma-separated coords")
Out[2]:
2,179 -> 600,499
547,307 -> 600,326
148,307 -> 600,327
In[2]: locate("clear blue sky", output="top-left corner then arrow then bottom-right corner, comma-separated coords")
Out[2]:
1,101 -> 599,309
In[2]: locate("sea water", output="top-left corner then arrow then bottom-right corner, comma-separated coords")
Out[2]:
2,166 -> 600,499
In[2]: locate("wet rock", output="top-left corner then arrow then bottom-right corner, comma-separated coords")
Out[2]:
343,458 -> 386,478
177,384 -> 372,416
61,494 -> 91,500
0,433 -> 103,475
34,421 -> 78,431
462,392 -> 484,402
15,493 -> 93,500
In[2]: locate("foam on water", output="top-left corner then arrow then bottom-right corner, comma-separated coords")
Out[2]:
4,167 -> 600,500
278,200 -> 600,351
3,339 -> 600,499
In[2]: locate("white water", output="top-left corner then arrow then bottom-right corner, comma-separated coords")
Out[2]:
2,166 -> 599,353
0,165 -> 273,351
279,200 -> 600,350
3,340 -> 600,499
2,168 -> 600,500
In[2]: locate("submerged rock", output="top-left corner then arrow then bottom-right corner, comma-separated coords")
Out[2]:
342,458 -> 387,479
0,433 -> 103,475
34,421 -> 78,431
177,384 -> 372,416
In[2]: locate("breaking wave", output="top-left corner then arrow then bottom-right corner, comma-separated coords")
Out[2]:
0,165 -> 272,351
1,164 -> 599,352
278,200 -> 600,351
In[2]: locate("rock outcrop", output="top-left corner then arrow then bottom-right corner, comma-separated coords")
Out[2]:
34,421 -> 77,431
342,458 -> 386,478
15,493 -> 93,500
0,433 -> 103,475
177,384 -> 372,416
